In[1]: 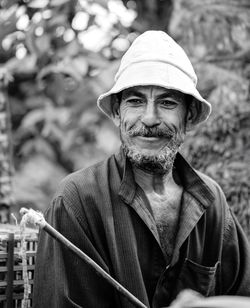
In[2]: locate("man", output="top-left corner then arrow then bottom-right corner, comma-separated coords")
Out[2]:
33,31 -> 250,307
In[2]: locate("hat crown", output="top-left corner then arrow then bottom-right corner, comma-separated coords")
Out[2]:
97,30 -> 212,126
115,31 -> 197,85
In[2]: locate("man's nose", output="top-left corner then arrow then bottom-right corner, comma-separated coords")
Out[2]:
141,103 -> 161,127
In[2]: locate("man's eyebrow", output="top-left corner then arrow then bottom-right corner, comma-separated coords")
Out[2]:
156,92 -> 184,101
121,89 -> 184,101
121,90 -> 146,100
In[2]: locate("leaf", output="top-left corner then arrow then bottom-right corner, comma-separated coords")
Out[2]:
60,130 -> 77,151
56,39 -> 81,58
28,0 -> 49,9
37,60 -> 83,87
20,109 -> 45,131
95,124 -> 120,154
0,0 -> 18,10
5,54 -> 37,75
20,138 -> 55,160
35,34 -> 51,55
47,14 -> 68,27
13,154 -> 67,212
50,0 -> 71,7
91,60 -> 120,94
25,95 -> 49,109
0,5 -> 18,40
1,31 -> 26,51
85,51 -> 109,69
0,67 -> 14,86
72,56 -> 88,76
0,4 -> 18,22
86,14 -> 96,29
92,0 -> 109,10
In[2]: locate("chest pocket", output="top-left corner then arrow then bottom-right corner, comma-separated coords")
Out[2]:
176,258 -> 220,296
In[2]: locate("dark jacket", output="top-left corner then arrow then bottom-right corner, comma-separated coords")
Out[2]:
33,150 -> 250,308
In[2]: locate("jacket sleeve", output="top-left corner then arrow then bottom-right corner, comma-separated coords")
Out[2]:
221,205 -> 250,295
33,181 -> 117,308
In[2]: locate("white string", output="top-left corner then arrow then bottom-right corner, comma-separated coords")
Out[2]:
11,213 -> 18,226
20,208 -> 46,229
19,208 -> 46,308
19,217 -> 29,308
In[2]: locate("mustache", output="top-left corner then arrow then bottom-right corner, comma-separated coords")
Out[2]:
127,124 -> 176,138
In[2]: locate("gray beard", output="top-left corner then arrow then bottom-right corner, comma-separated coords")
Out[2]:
122,139 -> 181,175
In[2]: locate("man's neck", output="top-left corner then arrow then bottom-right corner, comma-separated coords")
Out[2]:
132,165 -> 179,195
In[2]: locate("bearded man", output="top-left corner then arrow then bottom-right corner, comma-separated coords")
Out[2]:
33,31 -> 250,308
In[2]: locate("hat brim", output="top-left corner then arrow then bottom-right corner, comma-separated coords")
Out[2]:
97,61 -> 211,126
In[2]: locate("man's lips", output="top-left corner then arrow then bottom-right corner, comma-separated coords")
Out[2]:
136,136 -> 161,141
133,136 -> 169,148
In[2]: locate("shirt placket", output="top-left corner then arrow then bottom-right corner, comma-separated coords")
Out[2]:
131,188 -> 164,253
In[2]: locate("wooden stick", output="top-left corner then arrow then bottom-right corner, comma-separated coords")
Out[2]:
20,208 -> 148,308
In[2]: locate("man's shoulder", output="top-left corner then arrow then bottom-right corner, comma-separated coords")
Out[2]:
194,170 -> 228,212
66,157 -> 110,182
192,169 -> 231,231
55,154 -> 117,197
177,153 -> 225,200
196,170 -> 224,196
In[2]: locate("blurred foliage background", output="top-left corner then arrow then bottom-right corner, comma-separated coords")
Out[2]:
0,0 -> 249,239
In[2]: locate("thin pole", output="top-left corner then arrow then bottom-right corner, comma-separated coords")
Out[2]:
43,222 -> 148,308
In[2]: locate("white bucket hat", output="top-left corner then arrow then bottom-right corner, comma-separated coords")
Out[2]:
97,30 -> 211,125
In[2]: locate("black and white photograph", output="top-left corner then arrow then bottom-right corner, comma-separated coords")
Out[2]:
0,0 -> 249,307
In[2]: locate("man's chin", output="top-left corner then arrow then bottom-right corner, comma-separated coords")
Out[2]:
135,148 -> 161,158
122,144 -> 178,174
124,143 -> 163,157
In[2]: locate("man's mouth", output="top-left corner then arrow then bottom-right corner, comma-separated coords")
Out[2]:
136,136 -> 161,140
133,135 -> 169,149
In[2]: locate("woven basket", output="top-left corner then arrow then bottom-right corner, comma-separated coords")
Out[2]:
0,224 -> 38,308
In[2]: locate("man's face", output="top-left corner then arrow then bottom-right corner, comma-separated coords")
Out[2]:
114,85 -> 188,173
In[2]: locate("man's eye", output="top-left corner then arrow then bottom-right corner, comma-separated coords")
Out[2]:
159,100 -> 178,109
126,98 -> 143,105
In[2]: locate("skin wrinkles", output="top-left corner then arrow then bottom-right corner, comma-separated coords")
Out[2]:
113,86 -> 188,153
121,88 -> 186,136
112,85 -> 193,194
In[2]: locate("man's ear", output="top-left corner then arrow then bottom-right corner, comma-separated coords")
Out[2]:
186,109 -> 195,131
185,98 -> 199,131
111,96 -> 120,127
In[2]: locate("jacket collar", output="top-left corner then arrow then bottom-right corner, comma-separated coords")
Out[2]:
115,148 -> 215,208
174,152 -> 215,208
115,148 -> 137,204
